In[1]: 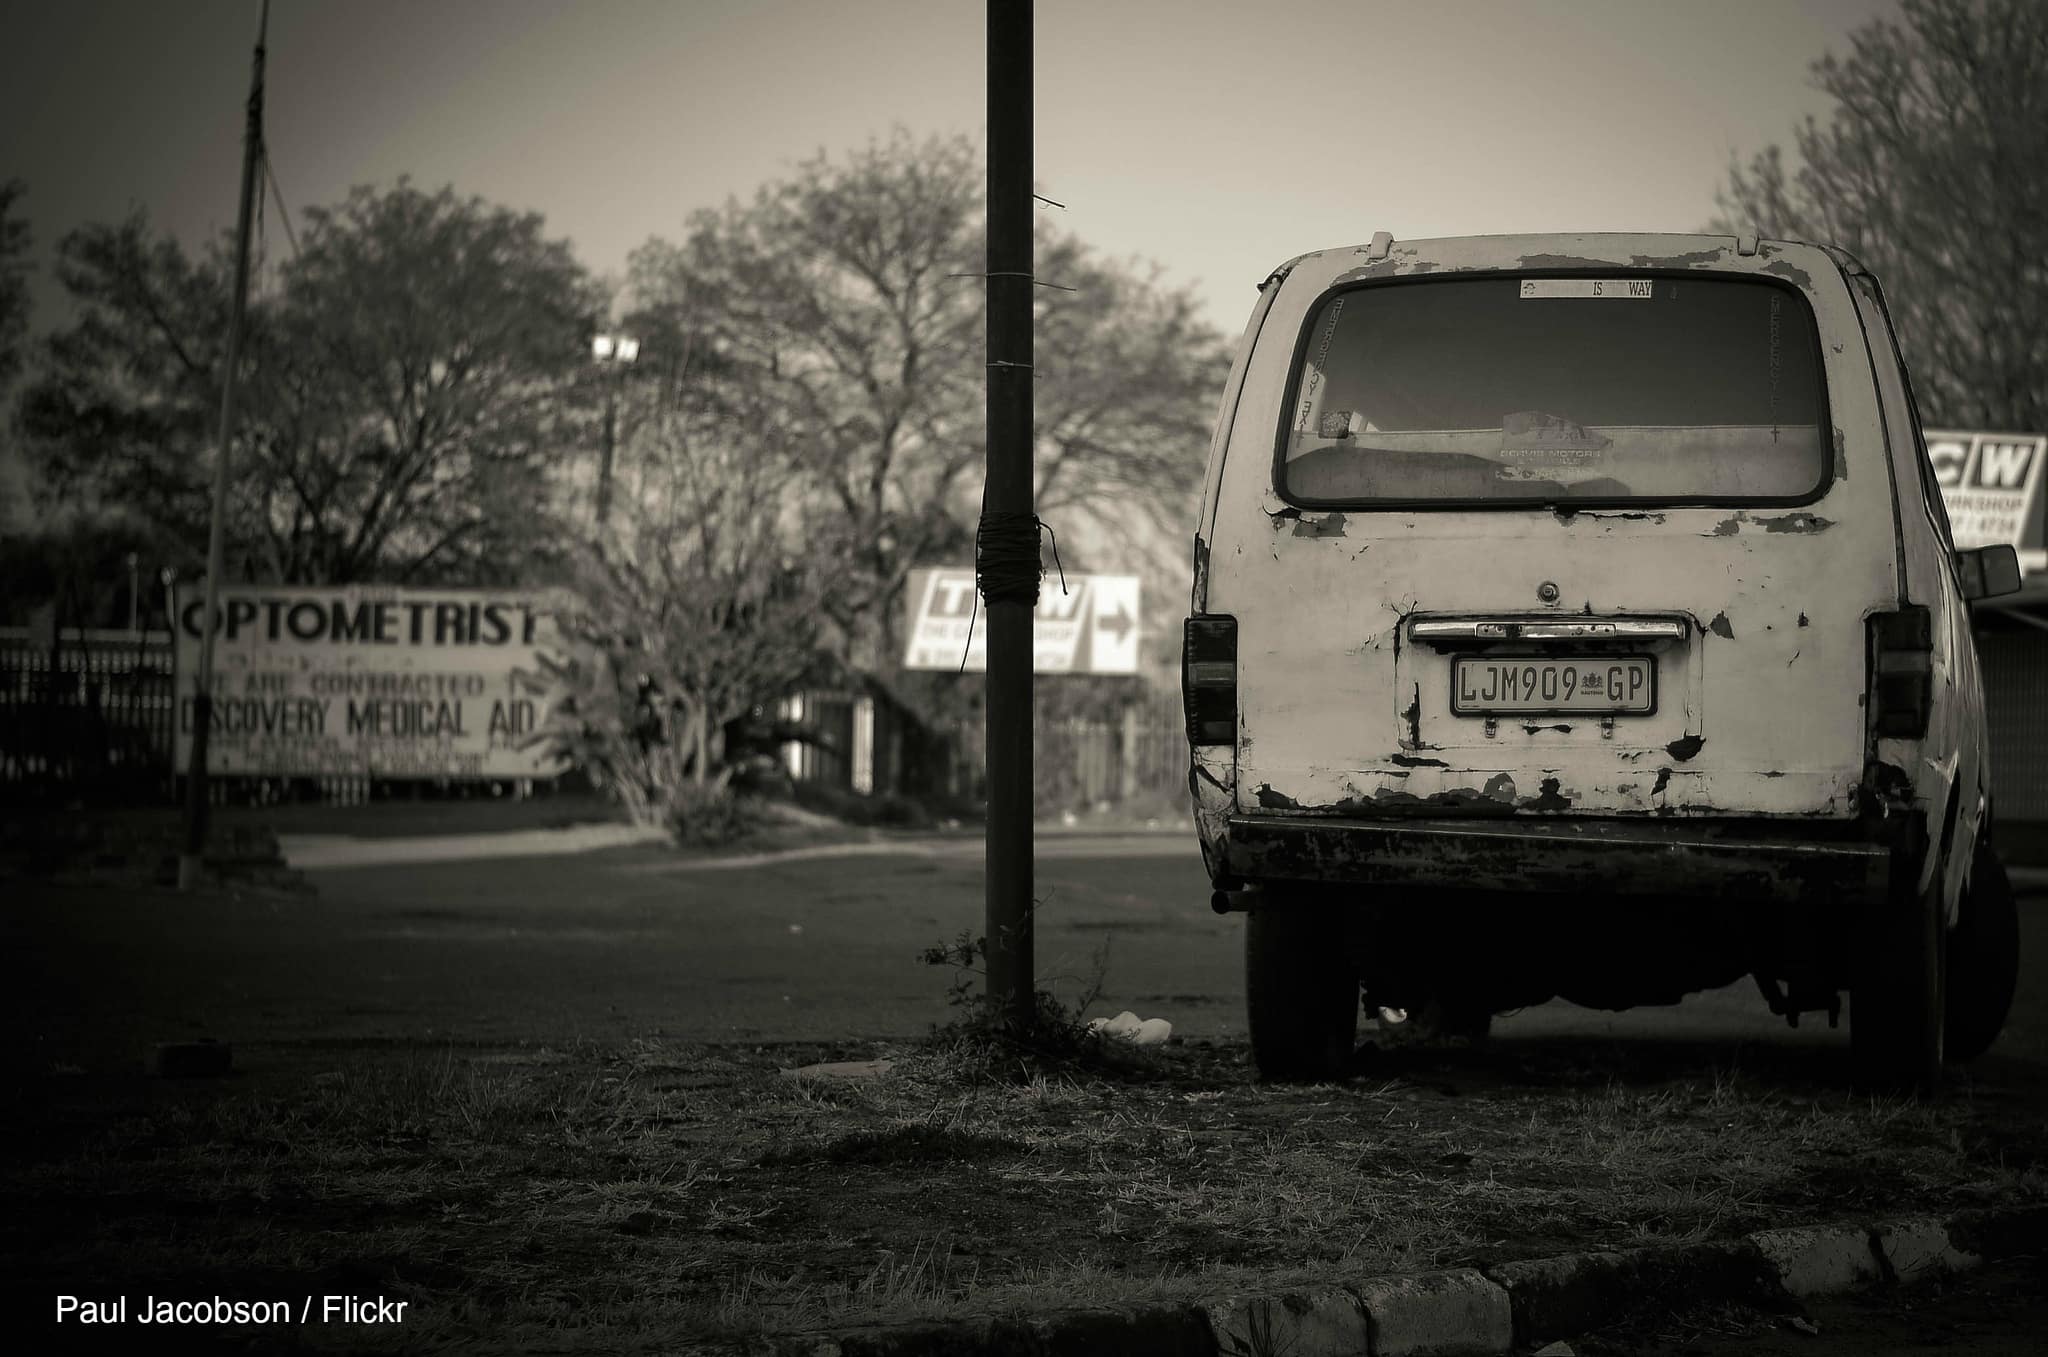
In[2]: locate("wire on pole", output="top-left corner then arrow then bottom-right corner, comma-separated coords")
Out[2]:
262,150 -> 302,258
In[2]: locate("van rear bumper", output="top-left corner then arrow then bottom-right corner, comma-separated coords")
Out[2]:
1220,813 -> 1896,905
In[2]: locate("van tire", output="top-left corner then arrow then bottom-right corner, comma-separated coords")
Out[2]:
1944,841 -> 2018,1063
1851,867 -> 1946,1094
1246,894 -> 1358,1082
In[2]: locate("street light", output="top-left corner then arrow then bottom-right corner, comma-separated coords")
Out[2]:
592,332 -> 640,526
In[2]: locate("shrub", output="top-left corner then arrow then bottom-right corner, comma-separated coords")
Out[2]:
663,781 -> 757,847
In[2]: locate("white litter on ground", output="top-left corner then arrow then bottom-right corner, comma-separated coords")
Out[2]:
1087,1011 -> 1173,1045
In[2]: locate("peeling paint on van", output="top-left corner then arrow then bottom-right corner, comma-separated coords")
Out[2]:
1666,734 -> 1705,761
1833,427 -> 1848,480
1706,511 -> 1835,537
1631,249 -> 1726,268
1518,254 -> 1617,270
1578,510 -> 1667,523
1338,259 -> 1404,282
1708,612 -> 1735,639
1761,259 -> 1814,289
1291,512 -> 1347,539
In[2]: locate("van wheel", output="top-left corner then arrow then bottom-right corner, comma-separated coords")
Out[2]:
1851,868 -> 1946,1093
1944,841 -> 2018,1063
1246,892 -> 1358,1082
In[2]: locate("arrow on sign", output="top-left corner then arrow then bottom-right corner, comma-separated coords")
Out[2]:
1097,602 -> 1133,643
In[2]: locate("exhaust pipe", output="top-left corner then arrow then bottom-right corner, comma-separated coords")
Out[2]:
1211,882 -> 1264,915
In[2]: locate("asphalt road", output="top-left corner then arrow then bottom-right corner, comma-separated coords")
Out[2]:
9,828 -> 2047,1090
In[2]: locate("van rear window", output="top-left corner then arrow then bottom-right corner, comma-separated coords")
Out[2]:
1279,275 -> 1828,505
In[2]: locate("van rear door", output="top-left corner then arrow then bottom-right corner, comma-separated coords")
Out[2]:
1211,260 -> 1898,821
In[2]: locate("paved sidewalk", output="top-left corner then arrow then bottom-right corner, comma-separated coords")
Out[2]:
278,822 -> 668,868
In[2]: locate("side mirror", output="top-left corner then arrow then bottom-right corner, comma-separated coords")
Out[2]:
1955,543 -> 2023,601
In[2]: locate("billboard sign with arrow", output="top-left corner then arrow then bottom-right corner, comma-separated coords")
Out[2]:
902,567 -> 1141,674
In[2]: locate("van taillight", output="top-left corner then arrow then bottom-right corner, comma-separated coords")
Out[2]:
1183,615 -> 1237,746
1870,606 -> 1933,738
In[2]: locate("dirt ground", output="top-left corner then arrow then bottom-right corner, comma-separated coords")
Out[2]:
5,1025 -> 2044,1353
6,819 -> 2046,1351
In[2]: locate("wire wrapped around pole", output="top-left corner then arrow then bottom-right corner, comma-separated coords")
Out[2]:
962,512 -> 1066,672
975,511 -> 1049,606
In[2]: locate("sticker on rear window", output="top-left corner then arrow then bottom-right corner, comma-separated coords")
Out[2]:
1519,279 -> 1654,299
1293,297 -> 1346,433
1497,411 -> 1618,485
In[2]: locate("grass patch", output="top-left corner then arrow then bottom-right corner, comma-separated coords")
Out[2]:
5,1037 -> 2043,1351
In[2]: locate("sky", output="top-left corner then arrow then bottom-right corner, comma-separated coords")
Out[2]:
3,0 -> 1905,341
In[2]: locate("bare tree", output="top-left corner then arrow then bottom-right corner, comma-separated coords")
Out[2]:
1719,0 -> 2048,429
542,356 -> 826,824
625,131 -> 1230,683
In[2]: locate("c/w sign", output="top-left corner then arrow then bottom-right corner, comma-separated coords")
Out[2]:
901,567 -> 1140,674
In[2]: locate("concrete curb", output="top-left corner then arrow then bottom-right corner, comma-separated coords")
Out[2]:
757,1203 -> 2048,1356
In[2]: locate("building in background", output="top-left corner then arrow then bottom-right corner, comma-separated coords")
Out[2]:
1930,431 -> 2048,858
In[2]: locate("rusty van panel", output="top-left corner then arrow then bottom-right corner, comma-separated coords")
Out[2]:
1205,236 -> 1897,822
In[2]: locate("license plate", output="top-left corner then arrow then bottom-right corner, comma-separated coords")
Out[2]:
1451,656 -> 1655,715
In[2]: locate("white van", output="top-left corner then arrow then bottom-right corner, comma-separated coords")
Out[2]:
1184,233 -> 2023,1088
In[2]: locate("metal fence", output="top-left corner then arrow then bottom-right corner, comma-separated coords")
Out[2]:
780,685 -> 1188,812
0,628 -> 177,802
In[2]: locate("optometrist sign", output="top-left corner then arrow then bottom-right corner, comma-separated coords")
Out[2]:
173,585 -> 566,778
1927,430 -> 2047,574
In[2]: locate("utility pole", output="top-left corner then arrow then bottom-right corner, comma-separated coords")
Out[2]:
590,333 -> 639,528
179,0 -> 268,893
597,374 -> 618,527
983,0 -> 1035,1030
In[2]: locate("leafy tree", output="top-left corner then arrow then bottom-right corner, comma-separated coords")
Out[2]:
0,179 -> 28,392
18,213 -> 229,549
623,131 -> 1230,683
1719,0 -> 2048,429
255,182 -> 604,582
19,182 -> 604,583
0,518 -> 172,631
1,178 -> 34,531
